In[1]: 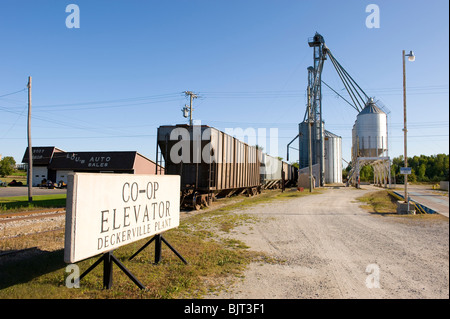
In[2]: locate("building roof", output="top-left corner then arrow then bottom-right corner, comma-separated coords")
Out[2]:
22,146 -> 65,165
49,151 -> 139,171
324,130 -> 341,139
359,100 -> 385,115
22,147 -> 160,173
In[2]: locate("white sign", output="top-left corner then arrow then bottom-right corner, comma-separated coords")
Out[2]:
400,167 -> 412,175
64,173 -> 180,263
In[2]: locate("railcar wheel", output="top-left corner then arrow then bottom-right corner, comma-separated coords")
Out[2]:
192,193 -> 198,210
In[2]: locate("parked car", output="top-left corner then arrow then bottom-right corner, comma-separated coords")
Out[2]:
0,179 -> 6,187
57,181 -> 67,189
8,179 -> 23,186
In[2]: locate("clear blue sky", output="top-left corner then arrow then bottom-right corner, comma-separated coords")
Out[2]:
0,0 -> 448,166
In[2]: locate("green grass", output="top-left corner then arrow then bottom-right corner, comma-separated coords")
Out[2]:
0,210 -> 262,299
0,187 -> 315,299
0,174 -> 27,185
356,190 -> 398,214
0,194 -> 66,213
356,190 -> 449,223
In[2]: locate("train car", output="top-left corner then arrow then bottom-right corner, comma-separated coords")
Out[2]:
282,161 -> 298,187
260,153 -> 283,189
260,158 -> 298,190
157,124 -> 262,209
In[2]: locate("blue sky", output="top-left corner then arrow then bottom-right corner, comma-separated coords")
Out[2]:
0,0 -> 448,165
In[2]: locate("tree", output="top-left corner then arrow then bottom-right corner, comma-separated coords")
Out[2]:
342,162 -> 352,181
360,165 -> 374,182
0,156 -> 16,177
391,153 -> 449,183
418,163 -> 427,181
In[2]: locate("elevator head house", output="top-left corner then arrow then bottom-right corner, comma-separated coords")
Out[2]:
22,147 -> 163,187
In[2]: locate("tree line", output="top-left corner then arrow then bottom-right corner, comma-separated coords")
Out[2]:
343,154 -> 449,183
391,154 -> 449,183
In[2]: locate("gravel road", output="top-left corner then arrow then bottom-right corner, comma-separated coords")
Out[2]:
0,187 -> 66,198
210,186 -> 449,299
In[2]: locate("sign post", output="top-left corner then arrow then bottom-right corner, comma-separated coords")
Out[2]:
400,167 -> 412,175
78,250 -> 145,290
64,173 -> 183,289
399,167 -> 413,214
128,233 -> 187,264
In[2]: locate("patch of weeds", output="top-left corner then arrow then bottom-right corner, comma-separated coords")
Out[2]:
357,190 -> 398,214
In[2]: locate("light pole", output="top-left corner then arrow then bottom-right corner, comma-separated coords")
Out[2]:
402,50 -> 415,209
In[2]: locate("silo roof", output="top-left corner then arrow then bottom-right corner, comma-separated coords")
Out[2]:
324,130 -> 341,138
359,102 -> 385,115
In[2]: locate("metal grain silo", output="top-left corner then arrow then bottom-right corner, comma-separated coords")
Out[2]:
354,98 -> 387,157
298,120 -> 323,169
298,121 -> 310,169
324,130 -> 342,184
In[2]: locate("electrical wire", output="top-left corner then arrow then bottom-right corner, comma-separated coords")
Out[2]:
33,92 -> 184,109
0,88 -> 26,99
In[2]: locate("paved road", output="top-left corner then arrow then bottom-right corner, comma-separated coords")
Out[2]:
210,185 -> 449,299
0,187 -> 66,198
407,185 -> 449,218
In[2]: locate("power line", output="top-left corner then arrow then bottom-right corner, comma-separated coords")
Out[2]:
0,88 -> 26,99
32,92 -> 184,108
1,86 -> 446,112
34,98 -> 184,112
1,133 -> 447,141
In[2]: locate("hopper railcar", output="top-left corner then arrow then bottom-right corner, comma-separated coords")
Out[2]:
157,124 -> 298,209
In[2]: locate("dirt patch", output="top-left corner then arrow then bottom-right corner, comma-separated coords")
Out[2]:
208,186 -> 449,299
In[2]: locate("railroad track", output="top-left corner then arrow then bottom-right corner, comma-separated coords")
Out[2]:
0,208 -> 66,224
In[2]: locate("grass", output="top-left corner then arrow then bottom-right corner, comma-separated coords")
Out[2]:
356,190 -> 398,214
0,174 -> 27,185
187,188 -> 322,233
0,194 -> 67,213
0,187 -> 315,299
357,190 -> 450,226
0,218 -> 258,299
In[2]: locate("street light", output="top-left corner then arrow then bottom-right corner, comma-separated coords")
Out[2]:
402,49 -> 415,211
406,50 -> 415,62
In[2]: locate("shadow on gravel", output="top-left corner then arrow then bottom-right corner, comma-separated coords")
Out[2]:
366,211 -> 398,217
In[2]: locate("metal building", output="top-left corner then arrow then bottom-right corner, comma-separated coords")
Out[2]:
298,122 -> 342,186
324,130 -> 342,184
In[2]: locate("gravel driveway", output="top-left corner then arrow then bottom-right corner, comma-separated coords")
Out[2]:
210,186 -> 449,299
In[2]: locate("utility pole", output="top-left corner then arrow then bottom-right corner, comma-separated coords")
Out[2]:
27,76 -> 33,202
184,91 -> 198,126
307,85 -> 313,192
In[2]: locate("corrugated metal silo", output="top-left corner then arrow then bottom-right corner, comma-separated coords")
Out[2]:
298,121 -> 310,169
324,130 -> 342,184
354,98 -> 387,157
298,120 -> 323,169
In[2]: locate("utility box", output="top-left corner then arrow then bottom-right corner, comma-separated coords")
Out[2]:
397,201 -> 416,215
